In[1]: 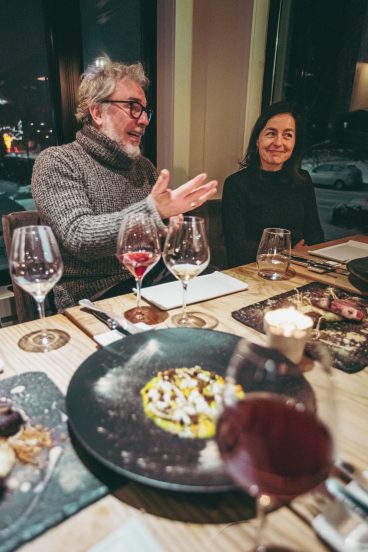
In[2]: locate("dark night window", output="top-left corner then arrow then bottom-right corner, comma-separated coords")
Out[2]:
0,1 -> 56,282
264,0 -> 368,239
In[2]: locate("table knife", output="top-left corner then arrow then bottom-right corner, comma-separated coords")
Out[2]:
334,460 -> 368,514
326,477 -> 368,519
79,298 -> 147,335
81,306 -> 131,336
290,255 -> 337,273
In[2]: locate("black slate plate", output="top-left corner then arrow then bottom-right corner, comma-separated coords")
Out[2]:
232,282 -> 368,373
347,256 -> 368,284
0,372 -> 107,552
66,328 -> 241,493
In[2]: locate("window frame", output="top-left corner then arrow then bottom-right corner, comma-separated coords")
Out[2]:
42,0 -> 157,162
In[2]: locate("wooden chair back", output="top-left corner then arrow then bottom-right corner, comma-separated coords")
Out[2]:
2,210 -> 42,323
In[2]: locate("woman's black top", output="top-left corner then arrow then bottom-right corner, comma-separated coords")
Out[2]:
222,166 -> 324,267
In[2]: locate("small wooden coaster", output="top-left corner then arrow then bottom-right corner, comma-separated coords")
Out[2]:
124,306 -> 168,325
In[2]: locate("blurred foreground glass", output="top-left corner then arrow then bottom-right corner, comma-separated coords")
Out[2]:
116,211 -> 161,323
216,339 -> 335,551
256,228 -> 291,280
9,226 -> 70,352
163,215 -> 218,329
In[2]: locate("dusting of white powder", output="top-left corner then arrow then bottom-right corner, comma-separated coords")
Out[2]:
20,481 -> 31,493
94,339 -> 160,405
197,440 -> 223,471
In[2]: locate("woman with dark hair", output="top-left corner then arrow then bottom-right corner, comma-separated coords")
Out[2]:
222,101 -> 324,267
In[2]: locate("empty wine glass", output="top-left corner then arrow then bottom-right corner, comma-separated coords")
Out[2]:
257,228 -> 291,280
163,215 -> 218,328
116,211 -> 161,323
216,339 -> 335,551
9,225 -> 70,352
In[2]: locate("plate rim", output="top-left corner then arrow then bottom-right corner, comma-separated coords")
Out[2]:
347,256 -> 368,284
66,327 -> 241,493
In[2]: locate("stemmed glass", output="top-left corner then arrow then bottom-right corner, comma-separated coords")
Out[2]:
116,211 -> 161,323
216,339 -> 335,551
163,215 -> 218,329
9,225 -> 70,352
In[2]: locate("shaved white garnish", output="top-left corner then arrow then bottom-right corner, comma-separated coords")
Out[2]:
0,443 -> 16,478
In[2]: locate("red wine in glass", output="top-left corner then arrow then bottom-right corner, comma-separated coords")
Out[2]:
217,392 -> 334,502
216,339 -> 335,551
117,251 -> 160,280
116,212 -> 161,324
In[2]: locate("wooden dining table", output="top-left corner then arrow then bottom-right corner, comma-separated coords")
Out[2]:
0,235 -> 367,552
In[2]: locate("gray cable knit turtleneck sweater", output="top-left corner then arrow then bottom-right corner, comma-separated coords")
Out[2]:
31,125 -> 165,310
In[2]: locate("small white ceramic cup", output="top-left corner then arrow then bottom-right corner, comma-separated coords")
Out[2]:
264,307 -> 314,364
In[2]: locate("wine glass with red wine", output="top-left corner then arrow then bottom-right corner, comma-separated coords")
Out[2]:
116,211 -> 161,323
216,339 -> 335,551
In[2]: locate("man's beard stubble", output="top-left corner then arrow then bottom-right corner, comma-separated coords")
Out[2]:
122,143 -> 142,160
102,118 -> 142,160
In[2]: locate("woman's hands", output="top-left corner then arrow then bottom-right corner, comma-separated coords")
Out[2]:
293,239 -> 310,254
150,169 -> 218,219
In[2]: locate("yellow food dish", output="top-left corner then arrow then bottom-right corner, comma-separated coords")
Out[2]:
141,366 -> 244,438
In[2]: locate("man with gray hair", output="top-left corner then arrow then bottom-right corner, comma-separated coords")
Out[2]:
32,56 -> 217,310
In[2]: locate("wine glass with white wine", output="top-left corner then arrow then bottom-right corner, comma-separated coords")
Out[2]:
163,215 -> 218,329
9,225 -> 70,352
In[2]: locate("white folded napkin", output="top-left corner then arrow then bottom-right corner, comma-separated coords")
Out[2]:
312,500 -> 368,552
138,271 -> 248,310
309,240 -> 368,262
88,518 -> 163,552
94,330 -> 126,347
94,321 -> 152,346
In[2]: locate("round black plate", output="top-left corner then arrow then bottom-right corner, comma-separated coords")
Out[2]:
66,328 -> 241,492
347,256 -> 368,284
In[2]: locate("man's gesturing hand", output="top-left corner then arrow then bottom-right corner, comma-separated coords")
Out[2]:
150,169 -> 217,219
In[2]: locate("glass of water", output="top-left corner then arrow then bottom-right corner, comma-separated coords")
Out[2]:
256,228 -> 291,280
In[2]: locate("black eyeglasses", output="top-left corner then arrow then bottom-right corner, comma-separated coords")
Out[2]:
100,100 -> 153,122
